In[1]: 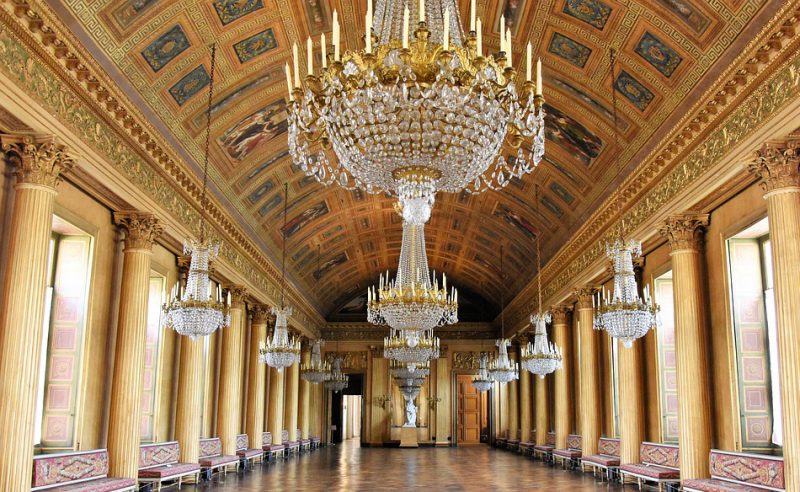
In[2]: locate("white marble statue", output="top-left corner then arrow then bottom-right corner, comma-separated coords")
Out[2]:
404,396 -> 417,427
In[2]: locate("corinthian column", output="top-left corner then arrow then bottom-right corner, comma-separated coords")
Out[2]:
268,367 -> 285,445
749,141 -> 800,490
217,285 -> 248,455
659,213 -> 711,480
552,305 -> 573,450
534,372 -> 549,446
575,288 -> 600,455
284,348 -> 300,443
245,305 -> 269,449
299,347 -> 311,440
519,335 -> 533,446
107,212 -> 163,478
0,135 -> 73,490
618,336 -> 645,464
508,349 -> 519,441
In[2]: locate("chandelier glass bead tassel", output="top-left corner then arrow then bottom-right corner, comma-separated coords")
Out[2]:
384,328 -> 440,369
521,312 -> 562,378
287,0 -> 545,197
325,357 -> 349,393
472,353 -> 494,392
300,339 -> 331,384
487,338 -> 518,384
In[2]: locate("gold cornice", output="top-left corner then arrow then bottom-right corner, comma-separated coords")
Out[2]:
501,4 -> 800,332
0,0 -> 324,333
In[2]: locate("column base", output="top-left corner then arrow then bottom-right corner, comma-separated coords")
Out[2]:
400,427 -> 419,448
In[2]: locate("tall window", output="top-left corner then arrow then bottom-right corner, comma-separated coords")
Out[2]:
654,270 -> 679,443
34,217 -> 93,451
727,218 -> 781,451
140,274 -> 165,442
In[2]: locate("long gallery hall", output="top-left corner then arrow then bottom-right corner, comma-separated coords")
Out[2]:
0,0 -> 799,491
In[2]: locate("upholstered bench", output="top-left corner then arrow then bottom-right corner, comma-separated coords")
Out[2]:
262,431 -> 286,461
198,438 -> 239,477
235,434 -> 264,469
298,428 -> 311,452
683,450 -> 785,492
533,431 -> 556,462
495,431 -> 508,449
138,441 -> 200,490
619,442 -> 680,491
32,449 -> 136,492
283,429 -> 300,455
506,430 -> 521,452
581,437 -> 621,481
310,436 -> 321,450
519,431 -> 536,457
553,434 -> 582,470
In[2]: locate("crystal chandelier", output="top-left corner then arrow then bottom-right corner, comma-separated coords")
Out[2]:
488,338 -> 518,384
593,51 -> 658,349
521,203 -> 562,378
471,353 -> 493,392
389,360 -> 430,380
384,328 -> 440,369
287,0 -> 546,197
325,356 -> 349,393
260,183 -> 301,369
163,44 -> 228,339
300,339 -> 331,384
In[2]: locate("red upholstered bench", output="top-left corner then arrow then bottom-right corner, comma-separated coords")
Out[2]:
581,437 -> 621,482
519,431 -> 536,457
138,441 -> 200,490
32,449 -> 136,492
236,434 -> 264,469
533,431 -> 556,462
298,428 -> 311,452
619,442 -> 680,491
283,429 -> 300,455
683,450 -> 785,492
198,438 -> 239,476
506,430 -> 521,452
310,436 -> 321,449
262,431 -> 286,461
495,431 -> 508,449
553,434 -> 582,470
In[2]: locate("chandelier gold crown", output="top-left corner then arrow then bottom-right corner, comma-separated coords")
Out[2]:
287,0 -> 546,196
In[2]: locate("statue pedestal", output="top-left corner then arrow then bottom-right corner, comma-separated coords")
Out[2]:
400,427 -> 418,448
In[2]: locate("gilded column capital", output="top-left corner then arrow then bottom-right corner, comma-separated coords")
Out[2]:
113,211 -> 163,250
1,134 -> 75,189
250,304 -> 270,324
551,305 -> 573,324
747,140 -> 800,193
227,285 -> 248,309
658,213 -> 710,252
574,287 -> 596,310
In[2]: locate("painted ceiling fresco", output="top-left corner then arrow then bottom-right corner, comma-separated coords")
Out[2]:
44,0 -> 775,320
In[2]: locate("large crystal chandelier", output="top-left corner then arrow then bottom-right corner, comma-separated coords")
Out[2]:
521,207 -> 562,378
471,353 -> 493,392
488,338 -> 518,384
593,51 -> 658,349
325,356 -> 349,393
259,184 -> 301,369
389,360 -> 430,380
163,44 -> 228,339
384,328 -> 440,369
287,0 -> 546,197
300,339 -> 331,384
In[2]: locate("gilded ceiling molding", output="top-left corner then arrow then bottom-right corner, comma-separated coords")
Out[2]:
322,321 -> 496,341
503,4 -> 800,332
0,1 -> 323,335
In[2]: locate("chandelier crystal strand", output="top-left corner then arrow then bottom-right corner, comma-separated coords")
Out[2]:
487,246 -> 518,383
389,360 -> 430,380
593,50 -> 658,349
163,44 -> 229,339
300,339 -> 331,384
325,356 -> 349,393
384,327 -> 440,369
521,187 -> 562,377
287,0 -> 545,196
260,183 -> 301,369
472,353 -> 494,392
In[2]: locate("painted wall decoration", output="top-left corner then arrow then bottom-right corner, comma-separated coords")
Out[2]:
548,32 -> 591,68
238,149 -> 289,188
303,0 -> 331,35
247,179 -> 275,204
141,25 -> 190,72
111,0 -> 158,30
233,28 -> 278,63
552,78 -> 628,130
497,0 -> 526,35
544,103 -> 603,166
657,0 -> 710,35
218,100 -> 288,161
283,201 -> 330,237
562,0 -> 612,30
615,70 -> 655,111
543,155 -> 584,188
549,181 -> 575,204
635,32 -> 682,77
541,195 -> 564,217
313,252 -> 348,280
258,194 -> 282,216
213,0 -> 264,25
493,203 -> 539,240
168,65 -> 210,105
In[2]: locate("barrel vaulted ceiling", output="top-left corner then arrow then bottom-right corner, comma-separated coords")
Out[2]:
42,0 -> 776,320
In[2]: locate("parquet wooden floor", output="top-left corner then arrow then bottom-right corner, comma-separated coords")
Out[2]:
190,440 -> 627,491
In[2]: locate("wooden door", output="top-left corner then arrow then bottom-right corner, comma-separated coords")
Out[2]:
458,375 -> 481,443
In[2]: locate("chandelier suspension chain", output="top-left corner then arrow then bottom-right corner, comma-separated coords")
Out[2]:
199,44 -> 217,243
610,48 -> 625,243
535,184 -> 542,314
281,183 -> 288,308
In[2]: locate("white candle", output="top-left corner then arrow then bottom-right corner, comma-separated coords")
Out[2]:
500,15 -> 505,52
476,18 -> 482,56
526,42 -> 532,80
536,58 -> 542,95
307,36 -> 313,74
292,43 -> 300,87
367,0 -> 373,18
443,8 -> 450,51
470,0 -> 476,32
285,62 -> 293,100
506,28 -> 512,67
333,10 -> 340,61
321,32 -> 327,68
419,0 -> 425,22
402,6 -> 409,49
365,13 -> 372,53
